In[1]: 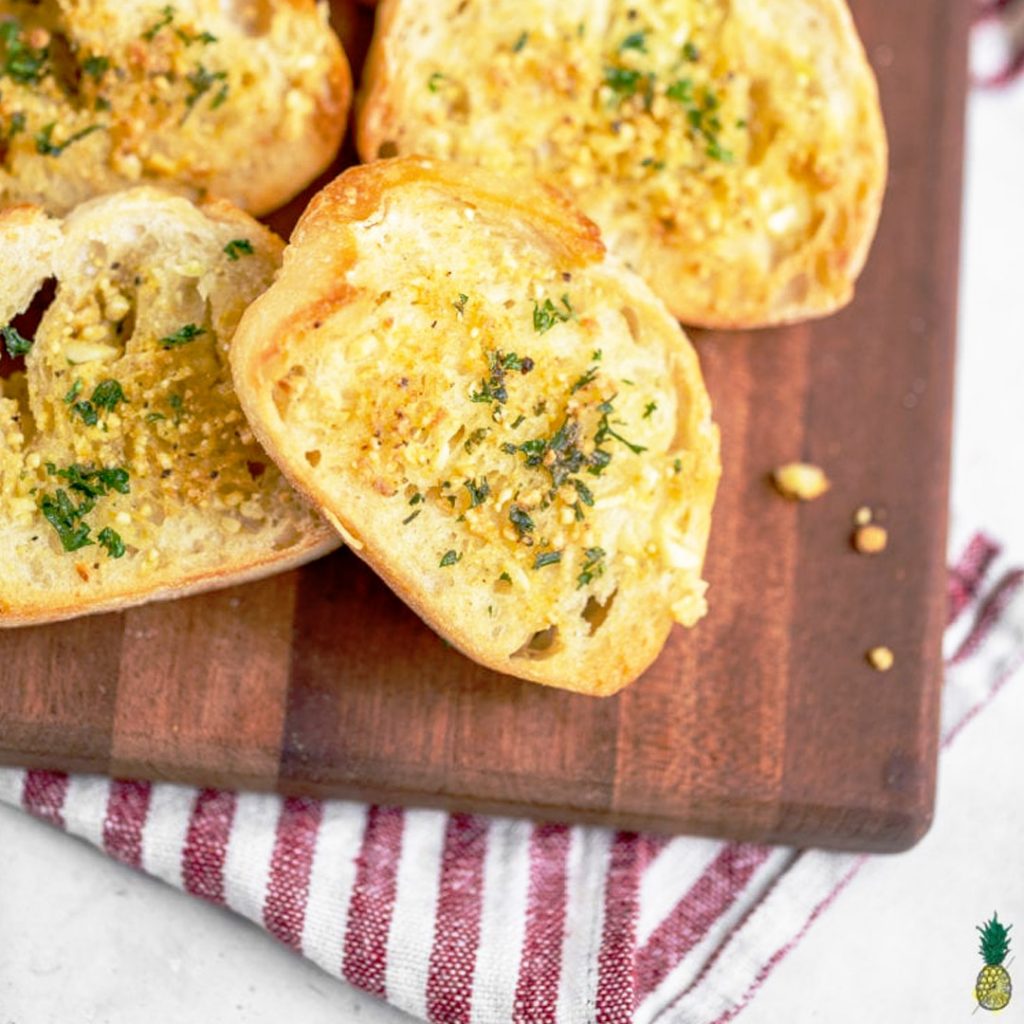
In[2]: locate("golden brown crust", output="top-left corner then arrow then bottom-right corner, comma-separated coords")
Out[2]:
0,0 -> 352,216
357,0 -> 887,328
0,188 -> 338,627
232,157 -> 720,695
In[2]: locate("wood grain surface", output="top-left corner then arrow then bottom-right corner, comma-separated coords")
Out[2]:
0,0 -> 969,851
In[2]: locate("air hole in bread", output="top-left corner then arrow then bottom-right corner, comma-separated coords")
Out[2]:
378,141 -> 399,160
304,449 -> 322,468
582,589 -> 617,636
621,306 -> 641,343
1,277 -> 57,380
512,625 -> 561,660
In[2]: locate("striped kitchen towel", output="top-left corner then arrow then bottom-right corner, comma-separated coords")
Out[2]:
1,530 -> 1020,1024
972,0 -> 1024,85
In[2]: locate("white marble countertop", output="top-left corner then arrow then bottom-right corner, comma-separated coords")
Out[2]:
2,74 -> 1023,1024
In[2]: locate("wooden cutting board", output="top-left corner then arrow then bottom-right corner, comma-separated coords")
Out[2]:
0,0 -> 968,852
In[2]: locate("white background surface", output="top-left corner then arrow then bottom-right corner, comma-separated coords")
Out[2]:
1,72 -> 1022,1024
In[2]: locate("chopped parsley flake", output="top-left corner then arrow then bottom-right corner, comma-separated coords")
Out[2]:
71,401 -> 98,426
64,379 -> 83,404
453,292 -> 468,315
499,571 -> 512,583
428,71 -> 445,92
185,64 -> 228,110
40,489 -> 93,552
603,65 -> 644,98
439,549 -> 462,568
142,6 -> 175,42
643,401 -> 657,419
464,478 -> 490,508
683,40 -> 700,62
402,510 -> 421,526
409,492 -> 424,506
619,31 -> 648,53
592,349 -> 602,361
82,55 -> 110,79
223,238 -> 254,261
513,31 -> 529,52
572,478 -> 594,506
576,546 -> 607,589
533,294 -> 575,334
97,527 -> 126,558
666,78 -> 694,103
673,457 -> 683,474
595,397 -> 647,455
509,504 -> 535,537
571,366 -> 599,394
91,379 -> 127,412
533,550 -> 562,570
471,349 -> 534,404
35,123 -> 103,157
160,323 -> 205,348
2,324 -> 31,357
46,462 -> 130,498
169,393 -> 185,425
464,427 -> 490,453
0,20 -> 49,84
177,27 -> 217,46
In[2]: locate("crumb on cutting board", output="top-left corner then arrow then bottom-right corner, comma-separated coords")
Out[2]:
866,646 -> 894,672
771,462 -> 831,501
853,523 -> 888,554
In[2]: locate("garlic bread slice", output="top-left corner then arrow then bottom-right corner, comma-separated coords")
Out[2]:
0,187 -> 338,626
231,158 -> 720,695
0,1 -> 350,215
358,0 -> 887,328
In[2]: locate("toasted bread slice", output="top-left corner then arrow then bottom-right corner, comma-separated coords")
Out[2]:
0,1 -> 350,216
357,0 -> 887,328
231,158 -> 720,695
0,188 -> 338,626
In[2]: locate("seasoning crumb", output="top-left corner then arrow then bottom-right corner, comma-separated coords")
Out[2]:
853,523 -> 888,554
866,646 -> 894,672
771,462 -> 830,501
853,505 -> 873,526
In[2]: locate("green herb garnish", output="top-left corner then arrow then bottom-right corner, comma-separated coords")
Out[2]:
603,65 -> 643,98
666,78 -> 693,103
2,324 -> 31,357
534,550 -> 562,570
428,71 -> 445,92
439,549 -> 462,568
185,64 -> 228,110
594,397 -> 647,455
453,292 -> 468,315
683,40 -> 700,62
464,478 -> 490,508
97,527 -> 126,558
571,366 -> 598,394
91,379 -> 127,412
402,510 -> 421,526
1,20 -> 49,84
619,31 -> 647,53
513,31 -> 528,53
34,123 -> 102,157
643,401 -> 657,419
223,238 -> 253,261
533,294 -> 575,334
509,504 -> 534,537
82,55 -> 110,79
64,379 -> 83,404
40,489 -> 93,552
142,6 -> 175,41
159,323 -> 205,348
576,546 -> 607,589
